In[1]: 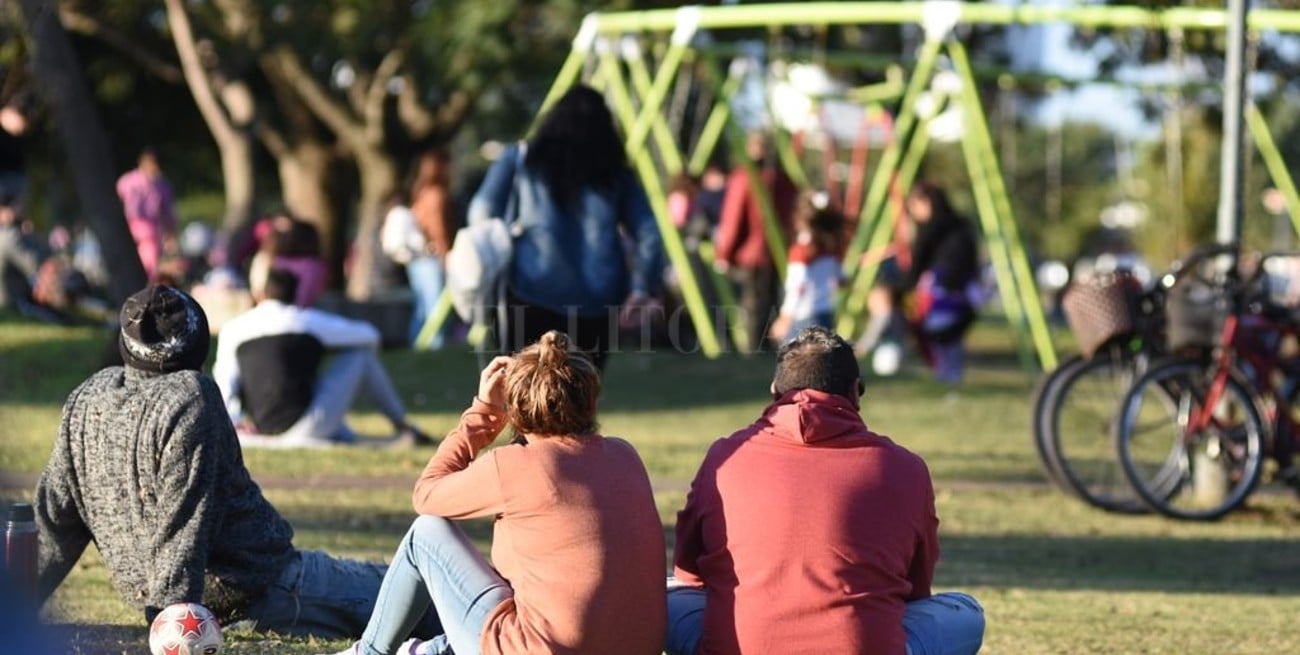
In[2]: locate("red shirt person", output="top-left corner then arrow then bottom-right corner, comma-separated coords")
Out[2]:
667,327 -> 985,655
713,133 -> 798,353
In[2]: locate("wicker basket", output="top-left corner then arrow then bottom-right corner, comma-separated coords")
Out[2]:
1165,281 -> 1222,352
1062,274 -> 1142,358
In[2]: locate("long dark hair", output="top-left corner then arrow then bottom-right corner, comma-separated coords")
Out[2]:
526,85 -> 627,206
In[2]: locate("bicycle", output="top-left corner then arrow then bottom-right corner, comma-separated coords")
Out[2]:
1112,250 -> 1300,520
1031,244 -> 1233,513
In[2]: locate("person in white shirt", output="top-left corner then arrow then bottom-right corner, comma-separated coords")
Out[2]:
213,268 -> 432,448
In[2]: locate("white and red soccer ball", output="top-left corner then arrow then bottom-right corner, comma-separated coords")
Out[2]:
149,602 -> 224,655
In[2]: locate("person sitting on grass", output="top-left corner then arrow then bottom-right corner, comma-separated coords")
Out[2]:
322,330 -> 666,655
32,285 -> 442,640
213,268 -> 431,448
667,326 -> 985,655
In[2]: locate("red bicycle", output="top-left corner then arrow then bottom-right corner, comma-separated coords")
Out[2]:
1112,250 -> 1300,520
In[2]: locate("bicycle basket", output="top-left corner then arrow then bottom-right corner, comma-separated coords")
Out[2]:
1165,280 -> 1223,352
1062,273 -> 1142,358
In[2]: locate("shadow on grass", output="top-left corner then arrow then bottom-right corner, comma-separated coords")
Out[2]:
943,529 -> 1300,595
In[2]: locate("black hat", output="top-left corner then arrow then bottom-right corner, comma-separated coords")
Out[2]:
118,285 -> 210,373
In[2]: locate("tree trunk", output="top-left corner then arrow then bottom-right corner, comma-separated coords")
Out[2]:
277,141 -> 337,252
163,0 -> 257,263
18,0 -> 146,303
345,151 -> 399,300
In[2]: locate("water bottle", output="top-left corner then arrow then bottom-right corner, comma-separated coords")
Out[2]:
4,503 -> 38,597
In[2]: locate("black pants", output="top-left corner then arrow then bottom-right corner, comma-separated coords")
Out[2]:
731,266 -> 777,354
494,295 -> 615,370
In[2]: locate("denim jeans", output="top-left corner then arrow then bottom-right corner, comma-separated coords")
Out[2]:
358,516 -> 514,655
238,348 -> 407,448
407,255 -> 446,349
665,588 -> 984,655
241,550 -> 441,640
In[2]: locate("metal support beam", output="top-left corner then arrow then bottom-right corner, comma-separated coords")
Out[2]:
1216,0 -> 1250,247
1245,103 -> 1300,239
948,41 -> 1057,370
594,51 -> 723,357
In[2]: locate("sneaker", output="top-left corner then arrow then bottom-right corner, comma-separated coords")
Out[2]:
401,639 -> 430,655
316,639 -> 427,655
387,424 -> 436,449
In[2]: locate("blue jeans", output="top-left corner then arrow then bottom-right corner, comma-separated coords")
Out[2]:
358,516 -> 514,655
241,550 -> 440,640
665,588 -> 984,655
407,255 -> 446,349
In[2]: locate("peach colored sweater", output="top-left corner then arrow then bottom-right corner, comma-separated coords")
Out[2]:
413,398 -> 666,655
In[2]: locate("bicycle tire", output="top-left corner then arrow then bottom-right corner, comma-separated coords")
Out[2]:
1030,355 -> 1079,488
1114,358 -> 1267,521
1039,349 -> 1155,514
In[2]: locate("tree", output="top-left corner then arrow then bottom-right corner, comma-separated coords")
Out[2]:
17,0 -> 146,302
162,0 -> 258,248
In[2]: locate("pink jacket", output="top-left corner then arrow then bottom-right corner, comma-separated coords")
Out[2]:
413,399 -> 666,655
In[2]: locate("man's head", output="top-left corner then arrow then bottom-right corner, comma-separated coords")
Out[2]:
261,268 -> 299,305
772,327 -> 863,403
118,285 -> 210,373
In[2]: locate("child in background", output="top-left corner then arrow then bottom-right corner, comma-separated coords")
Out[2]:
770,193 -> 845,342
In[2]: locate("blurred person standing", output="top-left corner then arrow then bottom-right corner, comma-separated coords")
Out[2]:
116,148 -> 177,281
408,149 -> 457,349
714,133 -> 797,354
467,85 -> 663,369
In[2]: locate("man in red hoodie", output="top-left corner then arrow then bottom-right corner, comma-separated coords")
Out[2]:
667,327 -> 984,655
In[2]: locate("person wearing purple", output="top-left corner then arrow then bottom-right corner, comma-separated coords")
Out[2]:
116,148 -> 177,281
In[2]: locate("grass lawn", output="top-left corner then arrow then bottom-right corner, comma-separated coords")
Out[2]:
2,315 -> 1297,654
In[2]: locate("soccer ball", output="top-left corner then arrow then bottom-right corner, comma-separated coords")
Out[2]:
149,602 -> 224,655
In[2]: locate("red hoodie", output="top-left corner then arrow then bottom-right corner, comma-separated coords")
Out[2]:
673,389 -> 939,655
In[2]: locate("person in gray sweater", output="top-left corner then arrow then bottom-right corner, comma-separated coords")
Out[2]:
32,285 -> 440,640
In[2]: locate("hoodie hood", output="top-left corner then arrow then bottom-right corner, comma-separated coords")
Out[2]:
757,388 -> 873,445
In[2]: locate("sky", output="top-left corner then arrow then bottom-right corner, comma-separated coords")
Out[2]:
1004,0 -> 1158,139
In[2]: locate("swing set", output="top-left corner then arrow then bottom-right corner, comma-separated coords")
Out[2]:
420,2 -> 1300,370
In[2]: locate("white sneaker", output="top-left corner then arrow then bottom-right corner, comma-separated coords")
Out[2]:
316,640 -> 427,655
400,639 -> 430,655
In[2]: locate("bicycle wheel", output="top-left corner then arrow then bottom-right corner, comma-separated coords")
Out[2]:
1030,355 -> 1080,487
1115,358 -> 1267,521
1040,349 -> 1155,513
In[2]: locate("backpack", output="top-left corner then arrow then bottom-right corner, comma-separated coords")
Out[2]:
445,144 -> 525,324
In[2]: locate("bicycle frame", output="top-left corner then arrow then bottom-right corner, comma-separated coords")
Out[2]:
1188,290 -> 1300,468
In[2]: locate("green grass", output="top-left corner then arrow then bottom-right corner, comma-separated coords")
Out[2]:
2,315 -> 1298,654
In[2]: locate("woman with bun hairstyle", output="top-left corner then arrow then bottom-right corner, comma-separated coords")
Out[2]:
323,331 -> 666,655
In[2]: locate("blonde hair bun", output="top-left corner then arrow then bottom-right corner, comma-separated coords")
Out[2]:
538,330 -> 571,368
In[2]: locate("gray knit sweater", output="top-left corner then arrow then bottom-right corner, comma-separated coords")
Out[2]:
34,366 -> 295,621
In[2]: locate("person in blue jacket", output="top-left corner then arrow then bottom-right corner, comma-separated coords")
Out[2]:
467,85 -> 664,369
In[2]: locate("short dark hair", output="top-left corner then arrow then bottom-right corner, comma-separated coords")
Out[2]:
772,327 -> 861,400
263,268 -> 299,305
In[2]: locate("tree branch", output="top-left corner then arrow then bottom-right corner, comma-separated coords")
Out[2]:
268,47 -> 364,149
256,121 -> 289,159
162,0 -> 233,142
59,7 -> 184,84
363,48 -> 405,147
396,73 -> 435,137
